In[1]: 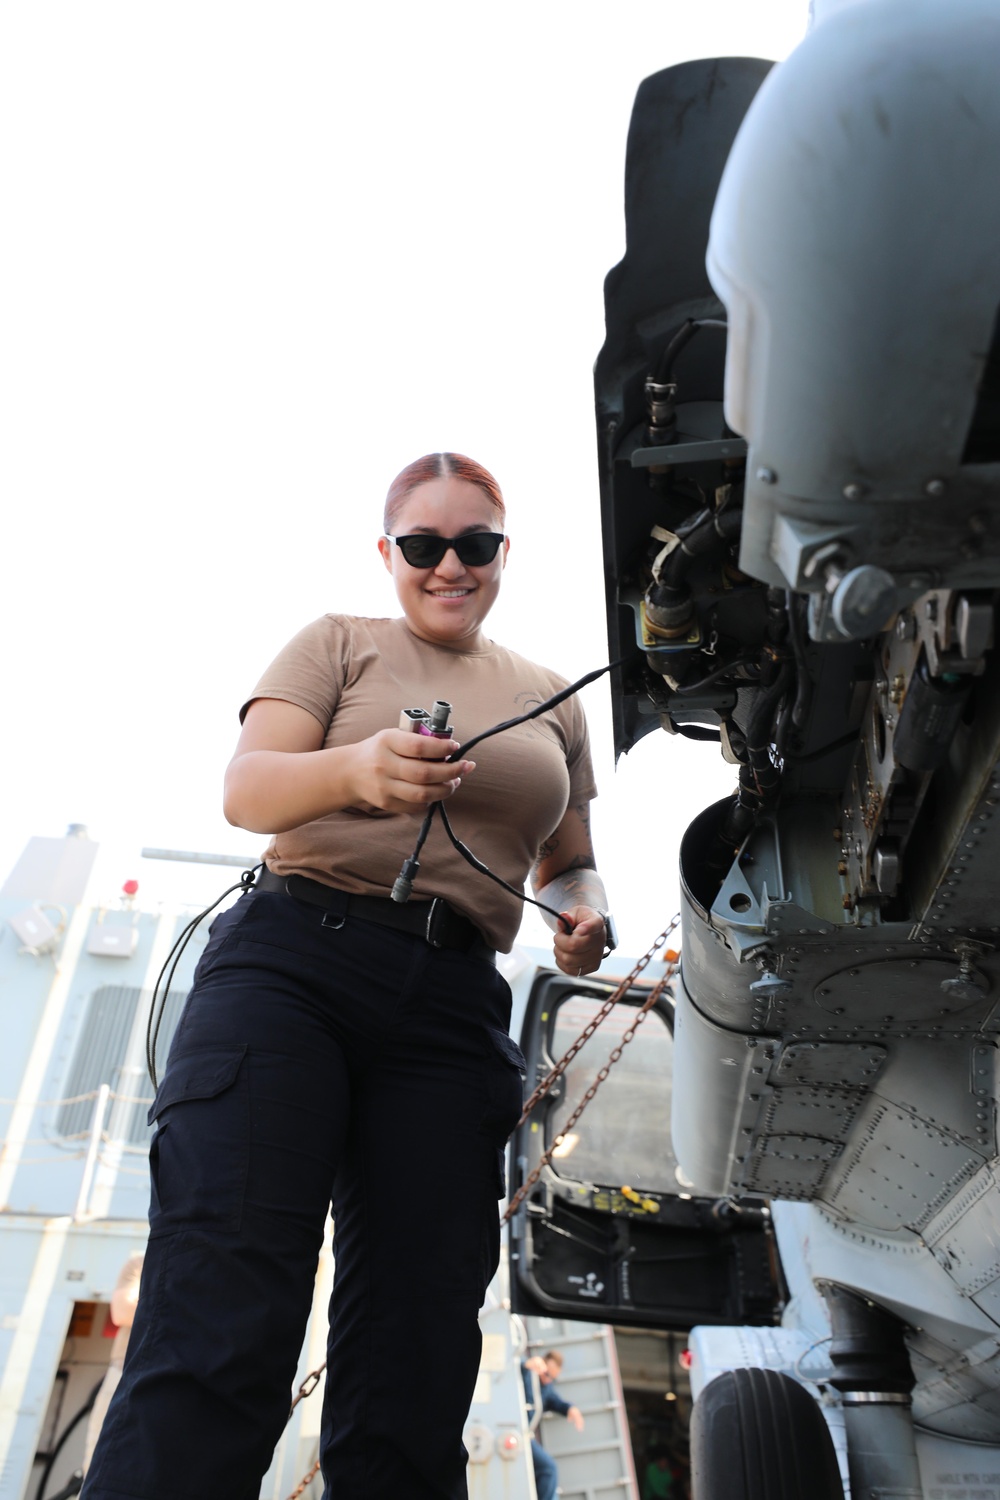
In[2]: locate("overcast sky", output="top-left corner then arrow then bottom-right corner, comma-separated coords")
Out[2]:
1,1 -> 809,956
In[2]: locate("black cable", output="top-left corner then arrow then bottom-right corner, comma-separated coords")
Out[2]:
394,657 -> 632,927
656,317 -> 728,382
146,865 -> 261,1088
35,1379 -> 103,1500
446,657 -> 630,763
436,802 -> 572,931
787,729 -> 860,763
46,1476 -> 83,1500
674,724 -> 723,742
390,799 -> 439,902
671,655 -> 756,694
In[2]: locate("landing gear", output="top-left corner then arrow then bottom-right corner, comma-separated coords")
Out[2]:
690,1367 -> 843,1500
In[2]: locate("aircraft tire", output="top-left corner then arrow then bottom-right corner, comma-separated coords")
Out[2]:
690,1367 -> 843,1500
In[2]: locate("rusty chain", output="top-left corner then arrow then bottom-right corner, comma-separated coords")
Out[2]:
289,1363 -> 326,1416
514,914 -> 679,1131
503,969 -> 674,1222
285,1457 -> 322,1499
503,919 -> 680,1224
282,1367 -> 327,1500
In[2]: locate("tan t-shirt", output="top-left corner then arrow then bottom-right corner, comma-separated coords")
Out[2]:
241,616 -> 597,952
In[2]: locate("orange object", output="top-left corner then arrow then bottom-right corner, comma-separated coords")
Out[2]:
68,1302 -> 96,1338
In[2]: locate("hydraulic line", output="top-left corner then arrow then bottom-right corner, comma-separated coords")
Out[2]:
645,506 -> 744,638
655,317 -> 728,383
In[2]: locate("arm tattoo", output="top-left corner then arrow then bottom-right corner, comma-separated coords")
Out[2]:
532,801 -> 599,915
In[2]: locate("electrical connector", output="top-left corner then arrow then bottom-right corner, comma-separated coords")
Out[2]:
392,857 -> 420,903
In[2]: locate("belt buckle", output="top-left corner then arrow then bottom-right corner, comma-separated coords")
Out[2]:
425,897 -> 446,948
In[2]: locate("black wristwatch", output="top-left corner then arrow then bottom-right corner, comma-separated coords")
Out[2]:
598,910 -> 619,956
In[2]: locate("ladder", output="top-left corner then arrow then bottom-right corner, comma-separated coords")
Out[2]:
523,1318 -> 638,1500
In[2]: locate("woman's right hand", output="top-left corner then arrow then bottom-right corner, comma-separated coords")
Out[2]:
224,699 -> 476,834
344,729 -> 476,815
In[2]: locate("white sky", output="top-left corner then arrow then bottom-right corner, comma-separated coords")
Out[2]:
1,1 -> 809,956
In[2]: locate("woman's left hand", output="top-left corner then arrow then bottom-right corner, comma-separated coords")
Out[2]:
553,906 -> 607,977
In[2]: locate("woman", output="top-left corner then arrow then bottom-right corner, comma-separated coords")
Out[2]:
83,453 -> 611,1500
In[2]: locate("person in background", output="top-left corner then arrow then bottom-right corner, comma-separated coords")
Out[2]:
522,1349 -> 585,1500
643,1446 -> 675,1499
82,1253 -> 144,1474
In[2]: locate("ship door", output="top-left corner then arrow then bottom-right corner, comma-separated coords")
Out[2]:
508,969 -> 783,1331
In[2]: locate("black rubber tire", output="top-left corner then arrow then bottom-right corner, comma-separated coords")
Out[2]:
690,1367 -> 844,1500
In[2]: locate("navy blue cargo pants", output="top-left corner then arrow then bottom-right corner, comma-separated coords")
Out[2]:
82,886 -> 525,1500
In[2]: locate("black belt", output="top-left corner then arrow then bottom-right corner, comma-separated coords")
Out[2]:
254,867 -> 494,959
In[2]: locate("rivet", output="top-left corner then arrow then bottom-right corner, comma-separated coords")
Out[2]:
756,467 -> 777,485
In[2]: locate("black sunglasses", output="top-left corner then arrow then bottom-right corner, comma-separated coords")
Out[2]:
385,531 -> 505,569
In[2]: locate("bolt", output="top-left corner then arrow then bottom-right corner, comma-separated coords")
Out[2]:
926,478 -> 947,497
756,466 -> 777,484
843,483 -> 863,501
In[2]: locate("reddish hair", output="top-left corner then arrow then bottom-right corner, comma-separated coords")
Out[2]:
383,453 -> 506,534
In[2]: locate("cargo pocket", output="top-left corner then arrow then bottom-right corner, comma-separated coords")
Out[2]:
479,1026 -> 527,1198
147,1046 -> 249,1237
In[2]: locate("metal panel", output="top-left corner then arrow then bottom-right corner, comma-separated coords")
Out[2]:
824,1100 -> 983,1233
54,983 -> 190,1147
523,1319 -> 638,1500
593,57 -> 773,760
770,1042 -> 888,1088
55,987 -> 143,1139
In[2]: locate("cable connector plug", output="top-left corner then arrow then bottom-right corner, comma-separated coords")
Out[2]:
392,857 -> 420,903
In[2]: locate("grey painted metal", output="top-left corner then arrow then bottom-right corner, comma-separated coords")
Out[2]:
591,5 -> 1000,1461
522,1318 -> 638,1500
592,54 -> 774,759
140,846 -> 258,866
708,0 -> 1000,625
590,97 -> 1000,1462
843,1400 -> 922,1500
841,1391 -> 912,1404
630,436 -> 747,468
